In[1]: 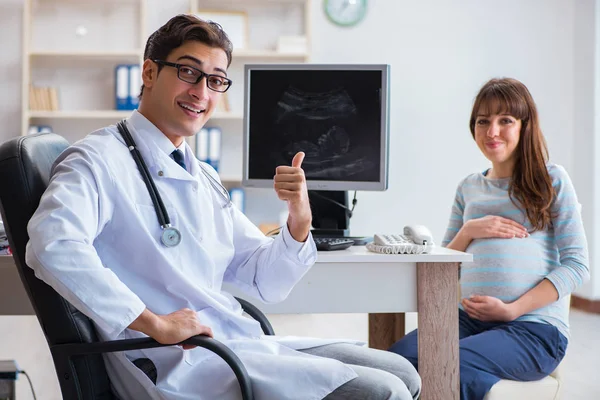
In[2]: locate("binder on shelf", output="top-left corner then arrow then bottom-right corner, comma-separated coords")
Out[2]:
115,64 -> 129,110
28,125 -> 53,135
128,64 -> 141,110
208,127 -> 221,172
195,128 -> 210,164
229,187 -> 245,213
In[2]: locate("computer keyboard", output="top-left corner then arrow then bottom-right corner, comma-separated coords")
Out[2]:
313,237 -> 355,251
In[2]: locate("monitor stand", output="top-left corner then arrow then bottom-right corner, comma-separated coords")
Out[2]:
307,190 -> 371,245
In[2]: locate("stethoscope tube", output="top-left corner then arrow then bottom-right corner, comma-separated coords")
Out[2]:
117,120 -> 181,247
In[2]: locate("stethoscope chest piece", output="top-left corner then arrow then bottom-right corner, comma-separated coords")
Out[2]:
161,225 -> 182,247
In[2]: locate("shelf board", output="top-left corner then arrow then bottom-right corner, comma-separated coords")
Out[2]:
211,112 -> 243,120
233,50 -> 309,59
219,175 -> 242,183
28,110 -> 133,119
29,50 -> 142,60
29,50 -> 307,60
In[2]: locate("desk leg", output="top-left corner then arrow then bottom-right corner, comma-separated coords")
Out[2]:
417,262 -> 459,400
368,313 -> 405,350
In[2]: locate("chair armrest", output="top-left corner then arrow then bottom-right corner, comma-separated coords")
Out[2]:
51,335 -> 253,400
235,296 -> 275,336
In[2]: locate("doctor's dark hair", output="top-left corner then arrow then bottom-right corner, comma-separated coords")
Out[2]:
139,14 -> 233,98
469,78 -> 555,232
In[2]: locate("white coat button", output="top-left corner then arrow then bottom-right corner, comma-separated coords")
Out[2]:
158,171 -> 164,177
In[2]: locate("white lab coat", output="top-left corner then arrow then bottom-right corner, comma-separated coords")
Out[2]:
25,111 -> 359,400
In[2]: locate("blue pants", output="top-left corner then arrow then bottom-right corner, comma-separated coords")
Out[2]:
388,309 -> 568,400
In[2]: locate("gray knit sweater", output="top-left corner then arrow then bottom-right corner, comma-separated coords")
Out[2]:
443,164 -> 589,340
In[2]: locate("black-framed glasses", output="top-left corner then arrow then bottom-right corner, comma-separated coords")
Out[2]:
153,60 -> 232,93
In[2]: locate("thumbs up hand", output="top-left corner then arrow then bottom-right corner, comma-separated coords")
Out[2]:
274,152 -> 311,242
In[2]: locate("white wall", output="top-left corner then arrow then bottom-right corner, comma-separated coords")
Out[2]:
594,1 -> 600,300
0,0 -> 22,143
572,0 -> 599,300
310,0 -> 600,300
0,1 -> 598,398
312,0 -> 575,238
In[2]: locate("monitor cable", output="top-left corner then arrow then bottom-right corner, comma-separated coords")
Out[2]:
309,190 -> 358,218
18,370 -> 37,400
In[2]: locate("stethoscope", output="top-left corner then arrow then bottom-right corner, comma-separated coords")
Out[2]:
117,120 -> 231,248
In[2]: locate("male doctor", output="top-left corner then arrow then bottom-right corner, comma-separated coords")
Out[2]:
25,14 -> 420,400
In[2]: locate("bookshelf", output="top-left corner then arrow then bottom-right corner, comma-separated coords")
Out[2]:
21,0 -> 147,136
21,0 -> 311,224
29,50 -> 143,60
22,0 -> 310,139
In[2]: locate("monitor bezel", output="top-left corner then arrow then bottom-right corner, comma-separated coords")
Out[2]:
242,63 -> 390,191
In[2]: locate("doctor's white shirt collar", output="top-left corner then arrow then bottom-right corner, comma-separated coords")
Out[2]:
127,110 -> 192,173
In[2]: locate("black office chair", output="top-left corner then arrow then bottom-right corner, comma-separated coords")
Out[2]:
0,133 -> 275,400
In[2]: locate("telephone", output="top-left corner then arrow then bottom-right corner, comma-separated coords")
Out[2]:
366,225 -> 435,255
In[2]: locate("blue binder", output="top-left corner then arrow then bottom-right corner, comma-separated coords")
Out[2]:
229,187 -> 245,212
115,65 -> 129,110
128,65 -> 141,109
208,127 -> 221,172
27,125 -> 53,134
196,128 -> 210,164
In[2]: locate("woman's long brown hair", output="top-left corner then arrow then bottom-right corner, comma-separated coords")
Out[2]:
469,78 -> 555,231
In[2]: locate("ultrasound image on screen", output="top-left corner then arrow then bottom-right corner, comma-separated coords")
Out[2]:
247,70 -> 382,182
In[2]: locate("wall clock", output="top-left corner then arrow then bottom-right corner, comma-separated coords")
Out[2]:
324,0 -> 368,27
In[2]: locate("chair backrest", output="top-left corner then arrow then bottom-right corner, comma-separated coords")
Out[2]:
0,133 -> 115,399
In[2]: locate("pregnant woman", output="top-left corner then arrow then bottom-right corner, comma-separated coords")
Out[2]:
389,77 -> 589,400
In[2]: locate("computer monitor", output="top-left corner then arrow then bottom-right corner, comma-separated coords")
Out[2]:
243,64 -> 390,237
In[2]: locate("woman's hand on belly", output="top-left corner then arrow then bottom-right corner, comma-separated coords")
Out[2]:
461,295 -> 519,322
463,216 -> 529,240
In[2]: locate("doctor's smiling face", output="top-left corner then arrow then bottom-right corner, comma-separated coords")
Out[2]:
137,15 -> 233,147
140,42 -> 229,146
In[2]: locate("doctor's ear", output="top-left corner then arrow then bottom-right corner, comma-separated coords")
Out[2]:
141,59 -> 158,90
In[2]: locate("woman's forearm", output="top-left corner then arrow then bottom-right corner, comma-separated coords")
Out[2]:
511,279 -> 559,318
446,229 -> 472,252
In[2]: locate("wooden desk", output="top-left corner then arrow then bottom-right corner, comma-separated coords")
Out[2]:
227,245 -> 472,400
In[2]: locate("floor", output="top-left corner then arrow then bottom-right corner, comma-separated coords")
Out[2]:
560,309 -> 600,399
1,309 -> 597,399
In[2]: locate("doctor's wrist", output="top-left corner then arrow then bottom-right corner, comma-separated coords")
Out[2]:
128,308 -> 161,337
287,216 -> 311,243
